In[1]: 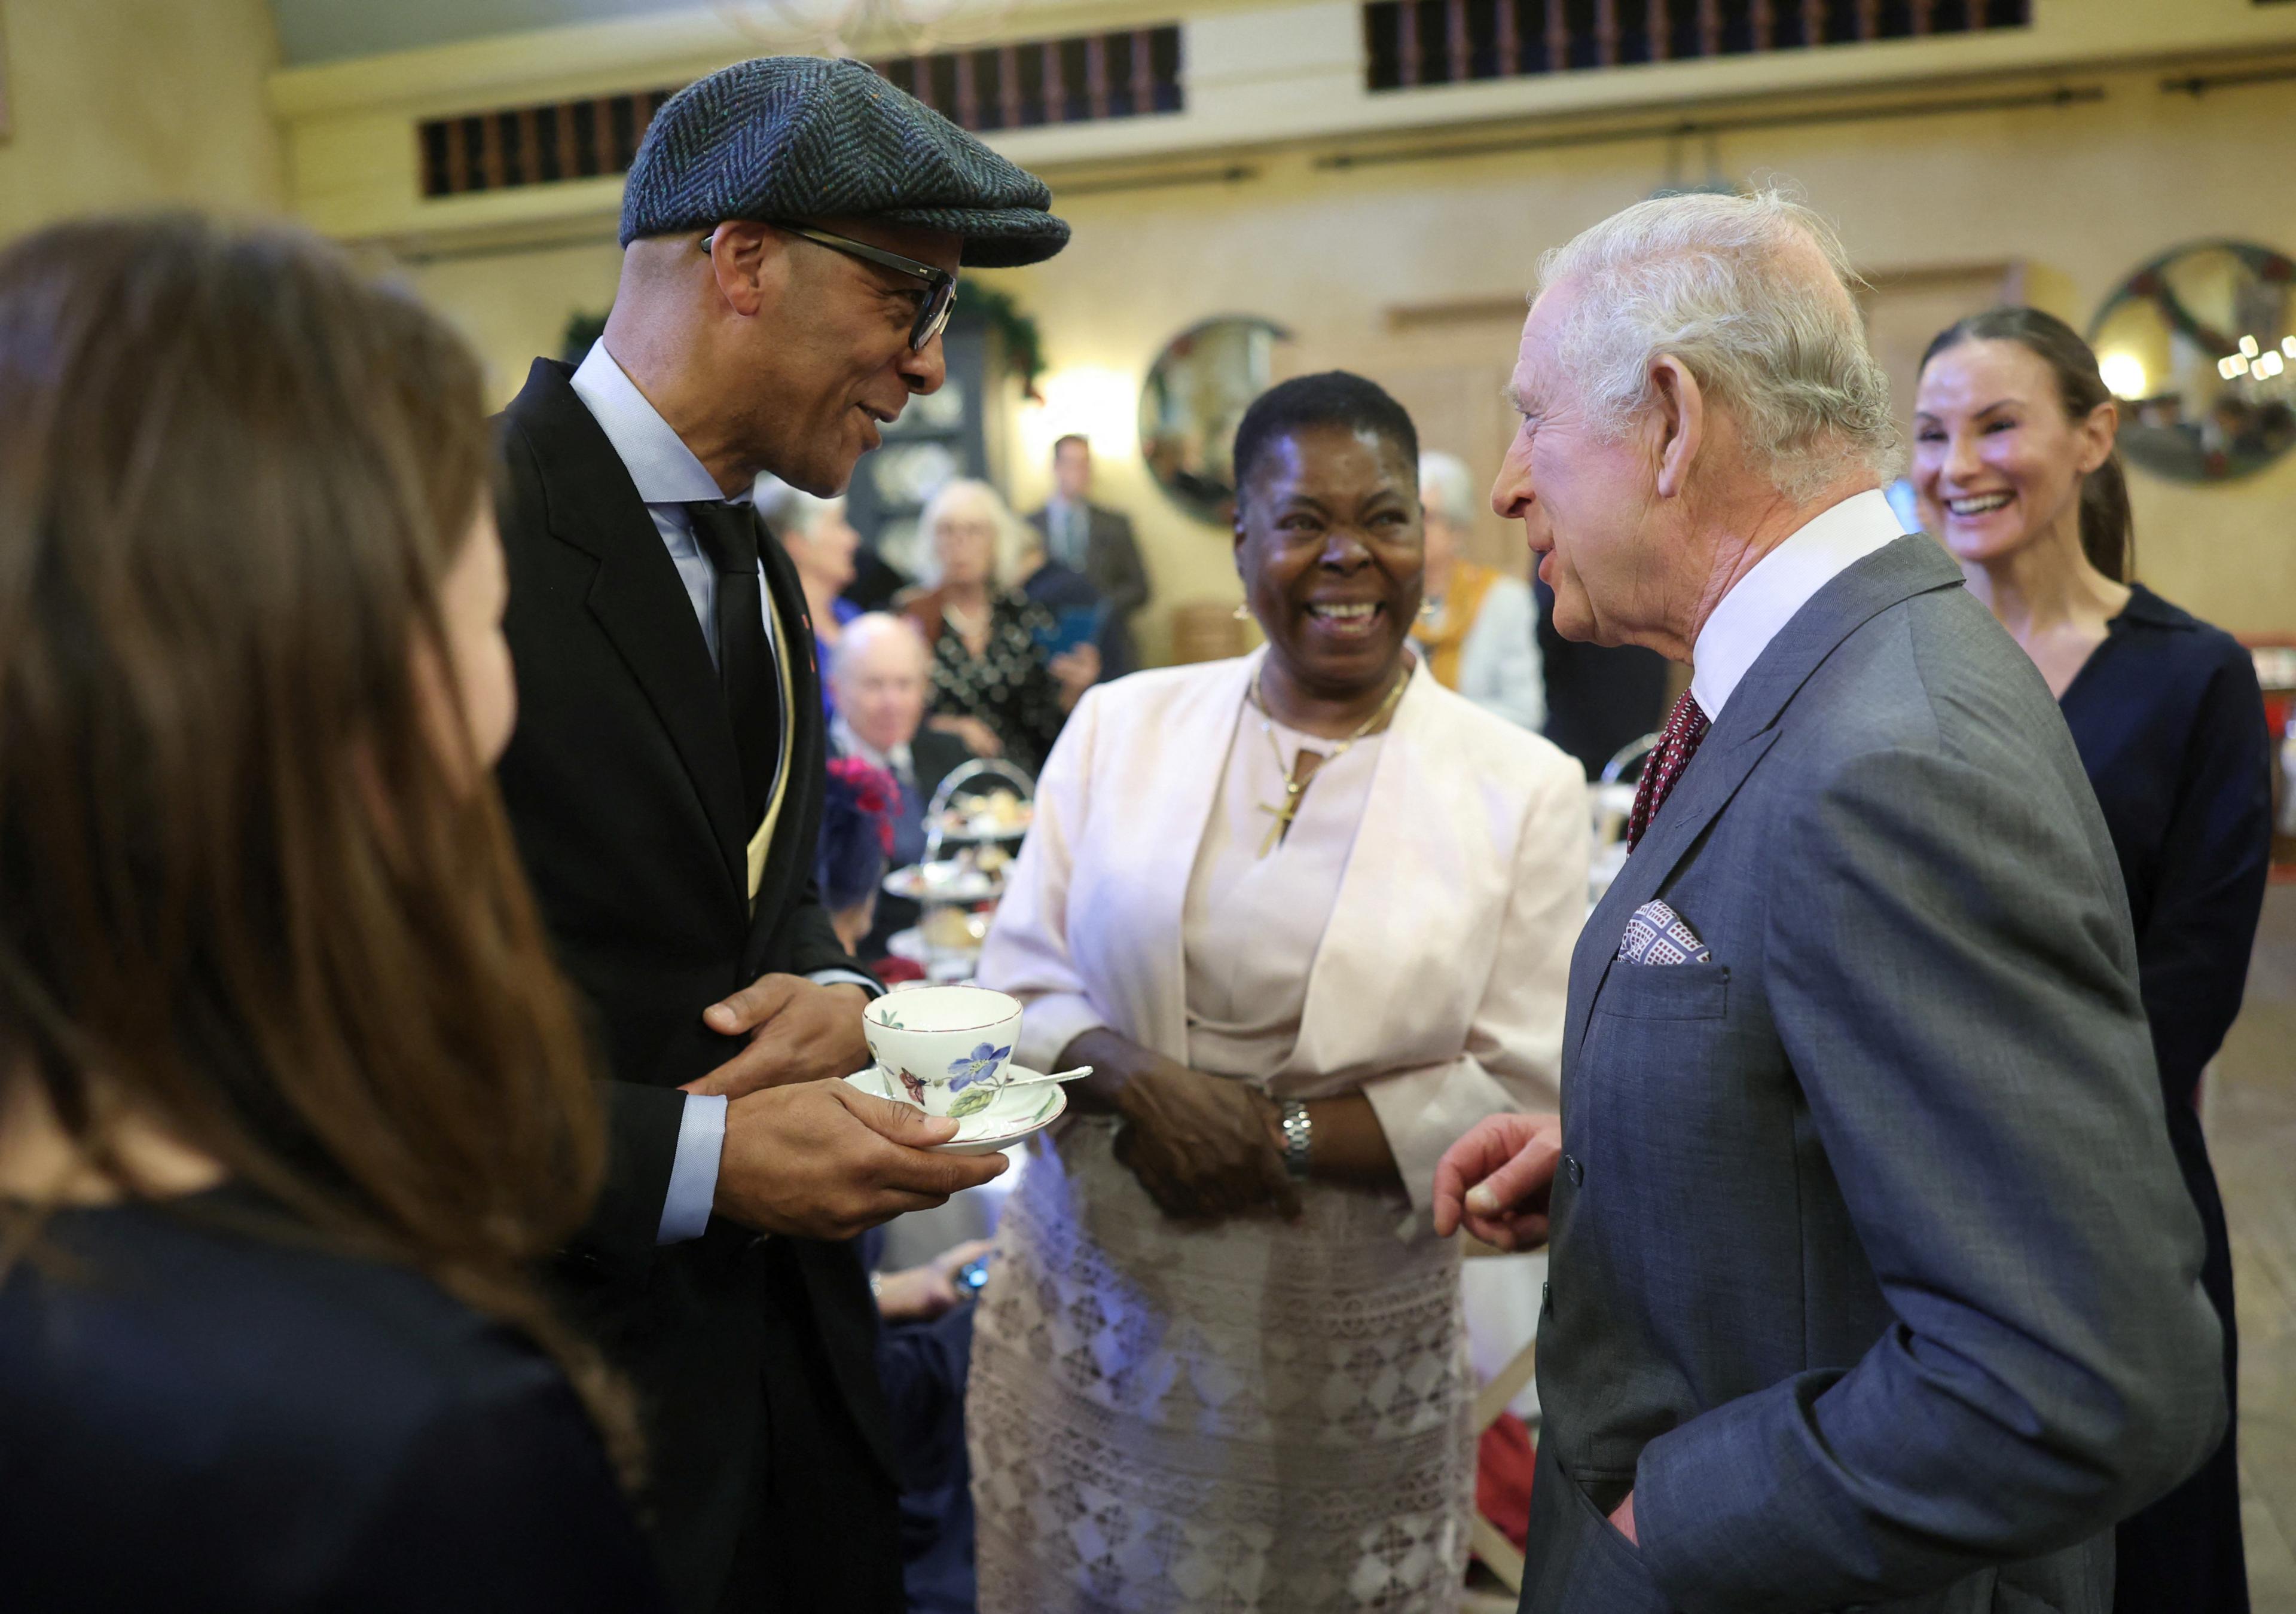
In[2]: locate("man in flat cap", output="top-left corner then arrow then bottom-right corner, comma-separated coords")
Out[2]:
490,56 -> 1068,1614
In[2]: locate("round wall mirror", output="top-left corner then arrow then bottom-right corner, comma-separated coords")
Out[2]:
2089,240 -> 2296,484
1138,316 -> 1293,524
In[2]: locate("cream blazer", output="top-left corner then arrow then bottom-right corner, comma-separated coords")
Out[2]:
976,649 -> 1589,1209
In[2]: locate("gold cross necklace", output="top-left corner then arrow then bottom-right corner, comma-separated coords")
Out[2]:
1251,665 -> 1409,856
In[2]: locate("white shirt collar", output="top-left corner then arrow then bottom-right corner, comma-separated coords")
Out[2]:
1690,488 -> 1906,720
568,341 -> 730,506
830,713 -> 912,779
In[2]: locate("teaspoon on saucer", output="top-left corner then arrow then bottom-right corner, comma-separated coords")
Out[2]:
1000,1065 -> 1092,1087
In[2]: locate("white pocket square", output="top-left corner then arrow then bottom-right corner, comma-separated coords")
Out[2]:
1616,900 -> 1711,965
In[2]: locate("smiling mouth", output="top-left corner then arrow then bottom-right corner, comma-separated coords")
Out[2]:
1946,492 -> 2013,516
1304,600 -> 1384,638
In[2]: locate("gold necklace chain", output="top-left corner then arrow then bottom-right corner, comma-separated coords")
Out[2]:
1248,664 -> 1409,856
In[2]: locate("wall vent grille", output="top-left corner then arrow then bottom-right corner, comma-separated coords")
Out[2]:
420,88 -> 674,198
1365,0 -> 2031,93
871,25 -> 1183,132
416,28 -> 1181,200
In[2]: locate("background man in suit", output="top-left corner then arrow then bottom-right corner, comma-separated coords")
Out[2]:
490,57 -> 1067,1614
829,612 -> 973,956
1433,190 -> 2224,1613
1028,433 -> 1149,675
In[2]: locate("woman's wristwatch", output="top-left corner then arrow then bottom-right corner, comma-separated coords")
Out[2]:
1277,1099 -> 1313,1181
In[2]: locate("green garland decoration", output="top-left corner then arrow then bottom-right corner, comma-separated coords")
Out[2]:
964,285 -> 1045,402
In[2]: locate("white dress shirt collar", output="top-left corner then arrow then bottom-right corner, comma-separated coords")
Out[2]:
1690,487 -> 1906,720
829,713 -> 914,785
568,341 -> 729,506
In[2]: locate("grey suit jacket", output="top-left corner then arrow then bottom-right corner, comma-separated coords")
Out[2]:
1522,537 -> 2224,1614
1027,500 -> 1149,621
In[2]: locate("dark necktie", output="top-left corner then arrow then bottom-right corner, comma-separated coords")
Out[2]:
1626,689 -> 1710,852
687,501 -> 777,826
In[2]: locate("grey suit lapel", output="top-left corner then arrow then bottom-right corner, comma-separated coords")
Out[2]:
1564,536 -> 1963,1067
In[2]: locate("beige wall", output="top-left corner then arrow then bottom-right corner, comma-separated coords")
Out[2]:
967,64 -> 2296,651
397,62 -> 2296,660
0,0 -> 287,239
399,234 -> 625,402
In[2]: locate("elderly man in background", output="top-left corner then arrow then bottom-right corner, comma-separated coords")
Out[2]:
830,612 -> 973,955
1412,450 -> 1544,729
1434,189 -> 2222,1614
489,56 -> 1065,1613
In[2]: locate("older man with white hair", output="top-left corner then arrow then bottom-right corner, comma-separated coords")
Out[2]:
1433,191 -> 2222,1613
830,613 -> 972,952
1412,450 -> 1544,730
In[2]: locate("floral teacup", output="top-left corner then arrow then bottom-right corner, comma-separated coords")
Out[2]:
862,985 -> 1025,1120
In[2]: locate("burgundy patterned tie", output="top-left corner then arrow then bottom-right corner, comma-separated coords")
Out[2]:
1626,690 -> 1710,853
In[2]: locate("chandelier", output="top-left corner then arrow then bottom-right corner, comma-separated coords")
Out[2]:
715,0 -> 1016,60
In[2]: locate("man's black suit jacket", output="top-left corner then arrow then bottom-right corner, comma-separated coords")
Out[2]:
491,359 -> 897,1613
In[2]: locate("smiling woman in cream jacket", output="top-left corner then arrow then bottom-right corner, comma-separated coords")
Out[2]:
966,373 -> 1587,1614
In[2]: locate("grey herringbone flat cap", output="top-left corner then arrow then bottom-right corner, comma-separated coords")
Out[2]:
619,56 -> 1069,267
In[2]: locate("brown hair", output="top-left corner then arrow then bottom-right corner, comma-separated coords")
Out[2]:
1919,306 -> 2135,583
0,216 -> 636,1478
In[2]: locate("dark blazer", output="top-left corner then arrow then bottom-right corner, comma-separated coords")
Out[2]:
2058,585 -> 2271,1614
1522,538 -> 2225,1614
1027,499 -> 1149,623
492,360 -> 899,1613
1023,554 -> 1140,680
1534,574 -> 1672,778
0,1192 -> 665,1613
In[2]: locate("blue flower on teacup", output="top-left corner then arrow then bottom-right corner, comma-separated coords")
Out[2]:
947,1043 -> 1012,1091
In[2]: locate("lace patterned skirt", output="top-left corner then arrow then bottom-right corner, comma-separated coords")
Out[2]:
967,1118 -> 1474,1614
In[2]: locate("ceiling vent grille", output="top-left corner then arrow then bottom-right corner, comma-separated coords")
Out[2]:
1366,0 -> 2030,93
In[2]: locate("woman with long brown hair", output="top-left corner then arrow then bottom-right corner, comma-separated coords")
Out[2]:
0,216 -> 664,1610
1914,307 -> 2271,1614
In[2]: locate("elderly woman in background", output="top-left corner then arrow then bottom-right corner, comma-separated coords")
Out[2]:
1914,307 -> 2272,1614
967,372 -> 1588,1612
1409,450 -> 1544,730
758,478 -> 865,705
903,478 -> 1097,774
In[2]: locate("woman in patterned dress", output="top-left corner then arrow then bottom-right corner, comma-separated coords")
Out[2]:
902,478 -> 1098,776
967,374 -> 1589,1613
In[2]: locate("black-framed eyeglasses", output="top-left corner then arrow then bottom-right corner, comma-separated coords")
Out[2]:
703,222 -> 956,352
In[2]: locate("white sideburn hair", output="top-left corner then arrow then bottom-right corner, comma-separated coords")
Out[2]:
1535,188 -> 1901,500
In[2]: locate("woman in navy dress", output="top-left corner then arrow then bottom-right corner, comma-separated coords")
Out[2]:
1915,307 -> 2272,1614
0,218 -> 665,1612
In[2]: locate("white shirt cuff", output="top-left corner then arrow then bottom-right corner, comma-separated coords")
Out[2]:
656,1092 -> 728,1244
809,967 -> 883,999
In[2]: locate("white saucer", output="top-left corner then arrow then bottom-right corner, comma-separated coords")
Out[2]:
844,1065 -> 1067,1155
881,861 -> 1003,903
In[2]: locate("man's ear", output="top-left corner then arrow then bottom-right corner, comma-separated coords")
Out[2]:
706,221 -> 781,319
1648,354 -> 1705,501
